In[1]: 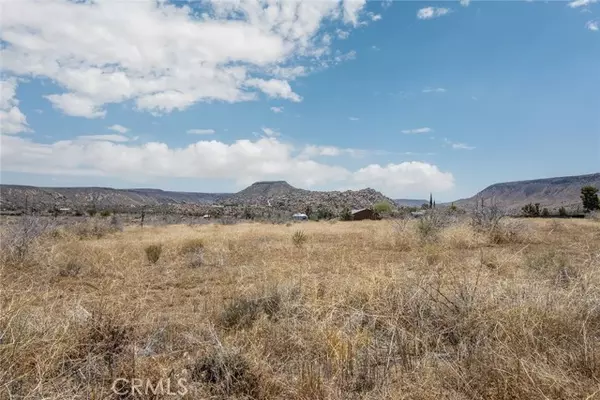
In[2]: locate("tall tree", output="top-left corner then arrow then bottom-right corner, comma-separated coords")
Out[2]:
581,186 -> 600,212
429,193 -> 433,209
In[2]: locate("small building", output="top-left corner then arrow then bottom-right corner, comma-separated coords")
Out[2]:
351,208 -> 380,221
202,214 -> 210,219
411,210 -> 426,218
292,213 -> 308,221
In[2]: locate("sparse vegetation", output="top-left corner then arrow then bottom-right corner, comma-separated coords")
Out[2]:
2,217 -> 600,399
291,230 -> 307,247
145,243 -> 163,264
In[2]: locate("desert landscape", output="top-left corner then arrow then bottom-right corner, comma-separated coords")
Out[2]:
1,209 -> 599,399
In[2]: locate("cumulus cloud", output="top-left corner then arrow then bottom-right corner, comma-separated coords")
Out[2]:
187,129 -> 216,135
568,0 -> 597,8
0,135 -> 454,196
352,162 -> 454,195
417,7 -> 451,20
402,127 -> 433,134
1,0 -> 369,118
0,78 -> 31,134
270,106 -> 284,113
108,124 -> 129,134
460,0 -> 471,6
586,20 -> 599,31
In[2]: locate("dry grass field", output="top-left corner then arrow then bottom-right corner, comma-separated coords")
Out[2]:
1,216 -> 600,399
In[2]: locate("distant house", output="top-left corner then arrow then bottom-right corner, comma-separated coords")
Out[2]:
411,210 -> 426,218
292,213 -> 308,221
351,208 -> 380,221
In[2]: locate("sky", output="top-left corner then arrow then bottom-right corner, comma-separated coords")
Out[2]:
0,0 -> 599,201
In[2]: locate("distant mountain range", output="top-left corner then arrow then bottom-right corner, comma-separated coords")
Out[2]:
1,172 -> 598,214
0,181 -> 397,214
453,173 -> 600,212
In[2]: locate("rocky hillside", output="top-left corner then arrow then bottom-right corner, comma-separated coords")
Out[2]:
0,181 -> 396,215
0,185 -> 227,213
221,181 -> 397,213
453,173 -> 600,212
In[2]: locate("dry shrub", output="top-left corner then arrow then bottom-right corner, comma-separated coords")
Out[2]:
191,347 -> 260,398
145,243 -> 163,264
440,223 -> 480,249
392,219 -> 416,251
292,230 -> 308,247
219,289 -> 283,330
58,260 -> 84,277
180,238 -> 204,255
0,216 -> 52,265
72,219 -> 120,239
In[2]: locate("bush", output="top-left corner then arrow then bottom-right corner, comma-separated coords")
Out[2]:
521,203 -> 541,217
219,292 -> 281,329
99,210 -> 112,217
373,201 -> 392,214
0,216 -> 52,264
145,244 -> 163,264
59,260 -> 83,277
339,207 -> 353,221
541,207 -> 550,217
190,348 -> 259,398
87,208 -> 97,217
73,220 -> 119,239
292,230 -> 307,247
558,206 -> 568,217
416,211 -> 448,243
180,238 -> 204,254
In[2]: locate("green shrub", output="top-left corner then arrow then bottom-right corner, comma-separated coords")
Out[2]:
145,244 -> 162,264
339,207 -> 353,221
99,210 -> 112,217
373,201 -> 393,214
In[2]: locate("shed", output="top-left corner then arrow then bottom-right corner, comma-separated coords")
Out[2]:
351,208 -> 380,221
292,213 -> 308,221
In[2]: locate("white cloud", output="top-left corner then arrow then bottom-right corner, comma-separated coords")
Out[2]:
187,129 -> 216,135
76,134 -> 131,143
108,124 -> 129,134
0,78 -> 31,134
336,29 -> 350,39
45,93 -> 106,118
0,135 -> 454,196
422,87 -> 446,93
352,162 -> 454,195
270,106 -> 284,113
460,0 -> 471,7
417,7 -> 451,20
300,145 -> 366,158
586,20 -> 599,31
402,127 -> 433,134
1,0 -> 369,118
261,127 -> 280,137
452,143 -> 475,150
349,117 -> 360,121
246,79 -> 302,102
367,12 -> 382,21
371,45 -> 381,51
568,0 -> 597,8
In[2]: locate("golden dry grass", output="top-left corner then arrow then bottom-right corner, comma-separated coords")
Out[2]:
1,217 -> 600,399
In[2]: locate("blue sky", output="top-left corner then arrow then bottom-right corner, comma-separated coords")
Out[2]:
1,0 -> 598,201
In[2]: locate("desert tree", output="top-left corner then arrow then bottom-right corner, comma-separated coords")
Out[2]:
581,186 -> 600,212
